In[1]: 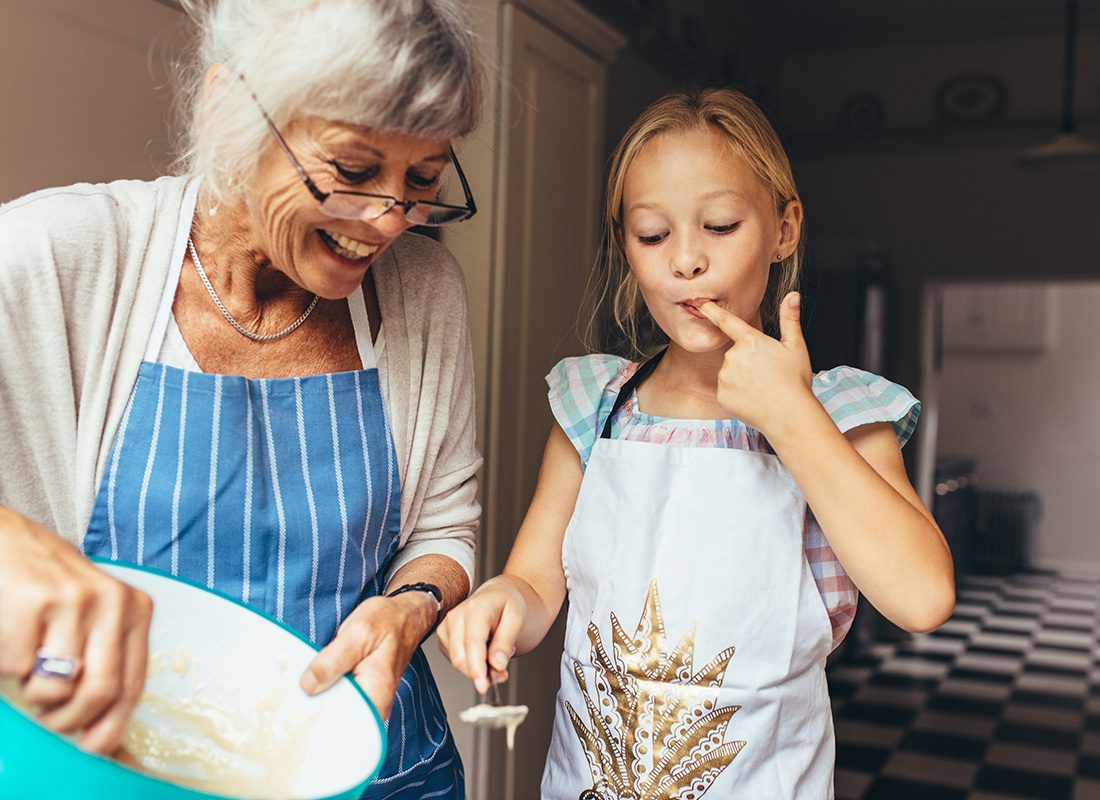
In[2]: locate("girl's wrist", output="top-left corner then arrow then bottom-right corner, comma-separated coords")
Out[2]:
761,390 -> 833,450
490,574 -> 535,619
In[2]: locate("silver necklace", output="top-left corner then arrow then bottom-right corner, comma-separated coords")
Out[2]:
187,236 -> 319,342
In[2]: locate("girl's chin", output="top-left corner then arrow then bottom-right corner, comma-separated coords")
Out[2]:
665,328 -> 729,354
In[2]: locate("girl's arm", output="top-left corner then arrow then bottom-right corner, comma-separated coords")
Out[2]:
437,422 -> 582,693
699,295 -> 954,634
767,407 -> 954,633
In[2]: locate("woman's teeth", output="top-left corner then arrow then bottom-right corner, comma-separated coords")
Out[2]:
322,230 -> 379,261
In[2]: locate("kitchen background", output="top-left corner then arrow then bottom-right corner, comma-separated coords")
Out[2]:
2,1 -> 1098,798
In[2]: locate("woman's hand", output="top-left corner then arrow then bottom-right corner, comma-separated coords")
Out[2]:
300,591 -> 438,720
0,507 -> 153,755
437,577 -> 527,695
698,292 -> 816,434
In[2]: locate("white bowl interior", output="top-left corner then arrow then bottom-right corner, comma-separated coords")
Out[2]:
101,562 -> 383,799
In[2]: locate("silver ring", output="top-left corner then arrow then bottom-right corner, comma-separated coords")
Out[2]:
32,647 -> 83,681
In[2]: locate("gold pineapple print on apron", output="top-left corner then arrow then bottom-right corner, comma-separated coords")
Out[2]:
567,580 -> 746,800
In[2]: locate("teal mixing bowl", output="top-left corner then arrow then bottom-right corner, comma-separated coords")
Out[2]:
0,560 -> 386,800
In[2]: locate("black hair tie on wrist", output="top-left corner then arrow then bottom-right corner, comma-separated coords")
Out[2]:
387,582 -> 445,640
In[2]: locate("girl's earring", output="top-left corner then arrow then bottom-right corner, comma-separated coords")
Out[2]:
208,204 -> 219,217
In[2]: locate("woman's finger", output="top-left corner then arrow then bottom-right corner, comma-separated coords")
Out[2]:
0,597 -> 43,679
37,601 -> 125,736
21,601 -> 88,710
79,589 -> 153,755
301,622 -> 370,695
351,657 -> 399,721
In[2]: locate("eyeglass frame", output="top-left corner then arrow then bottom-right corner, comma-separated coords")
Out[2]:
241,77 -> 477,226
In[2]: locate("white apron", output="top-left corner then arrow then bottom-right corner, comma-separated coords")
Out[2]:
541,353 -> 836,799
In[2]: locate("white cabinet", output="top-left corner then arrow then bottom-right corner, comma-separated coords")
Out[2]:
941,282 -> 1055,352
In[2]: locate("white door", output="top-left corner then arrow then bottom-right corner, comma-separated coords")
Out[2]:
437,1 -> 621,796
482,3 -> 615,798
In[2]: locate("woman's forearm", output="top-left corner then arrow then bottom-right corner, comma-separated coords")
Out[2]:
386,553 -> 471,639
766,398 -> 955,632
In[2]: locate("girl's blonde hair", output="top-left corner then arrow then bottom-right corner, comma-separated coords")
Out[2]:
584,88 -> 804,358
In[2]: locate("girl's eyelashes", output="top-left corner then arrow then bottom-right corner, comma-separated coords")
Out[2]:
634,221 -> 740,245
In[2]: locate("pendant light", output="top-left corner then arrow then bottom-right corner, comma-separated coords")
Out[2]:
1019,0 -> 1100,165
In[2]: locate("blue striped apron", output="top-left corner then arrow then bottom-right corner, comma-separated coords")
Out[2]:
82,246 -> 464,798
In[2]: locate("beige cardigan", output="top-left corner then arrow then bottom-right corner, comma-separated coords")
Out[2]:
0,176 -> 480,583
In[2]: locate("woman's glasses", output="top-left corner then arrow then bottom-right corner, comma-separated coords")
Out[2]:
244,79 -> 477,226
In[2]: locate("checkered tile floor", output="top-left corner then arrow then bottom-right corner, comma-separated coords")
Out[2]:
827,572 -> 1100,800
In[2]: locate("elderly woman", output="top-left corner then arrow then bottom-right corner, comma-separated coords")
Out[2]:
0,0 -> 482,796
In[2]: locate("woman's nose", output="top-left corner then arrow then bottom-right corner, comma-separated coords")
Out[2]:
363,204 -> 412,237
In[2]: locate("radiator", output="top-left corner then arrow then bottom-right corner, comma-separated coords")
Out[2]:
971,490 -> 1042,574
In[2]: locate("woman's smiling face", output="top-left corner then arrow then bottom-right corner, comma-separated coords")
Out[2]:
621,126 -> 800,353
246,117 -> 452,299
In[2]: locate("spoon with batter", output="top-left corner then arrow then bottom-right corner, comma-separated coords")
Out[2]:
458,679 -> 528,750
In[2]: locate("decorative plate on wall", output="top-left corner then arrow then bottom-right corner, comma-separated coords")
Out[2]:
935,72 -> 1007,122
838,92 -> 885,133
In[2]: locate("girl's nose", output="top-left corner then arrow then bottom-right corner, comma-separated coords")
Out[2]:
672,256 -> 708,279
670,232 -> 708,278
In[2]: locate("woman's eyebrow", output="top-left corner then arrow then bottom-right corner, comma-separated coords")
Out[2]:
341,146 -> 451,165
347,143 -> 386,159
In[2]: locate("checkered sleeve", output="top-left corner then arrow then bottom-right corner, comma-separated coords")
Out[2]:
812,366 -> 921,448
546,354 -> 630,466
805,510 -> 860,651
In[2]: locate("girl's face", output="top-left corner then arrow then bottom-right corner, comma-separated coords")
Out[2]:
621,127 -> 801,353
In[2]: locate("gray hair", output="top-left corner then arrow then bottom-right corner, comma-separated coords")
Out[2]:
174,0 -> 485,203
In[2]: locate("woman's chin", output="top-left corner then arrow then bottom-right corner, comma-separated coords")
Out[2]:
302,273 -> 368,301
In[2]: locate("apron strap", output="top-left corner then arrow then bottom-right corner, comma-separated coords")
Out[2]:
599,347 -> 667,440
144,177 -> 203,363
347,284 -> 377,371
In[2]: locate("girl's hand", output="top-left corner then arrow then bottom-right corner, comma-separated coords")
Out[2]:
437,577 -> 526,695
0,507 -> 154,755
698,292 -> 816,434
300,591 -> 437,720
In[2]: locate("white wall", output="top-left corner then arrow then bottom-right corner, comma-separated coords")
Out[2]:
936,281 -> 1100,575
0,0 -> 189,202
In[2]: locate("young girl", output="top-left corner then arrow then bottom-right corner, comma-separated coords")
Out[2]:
438,88 -> 954,798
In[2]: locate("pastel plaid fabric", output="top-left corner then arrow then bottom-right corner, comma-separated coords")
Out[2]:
546,354 -> 920,650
